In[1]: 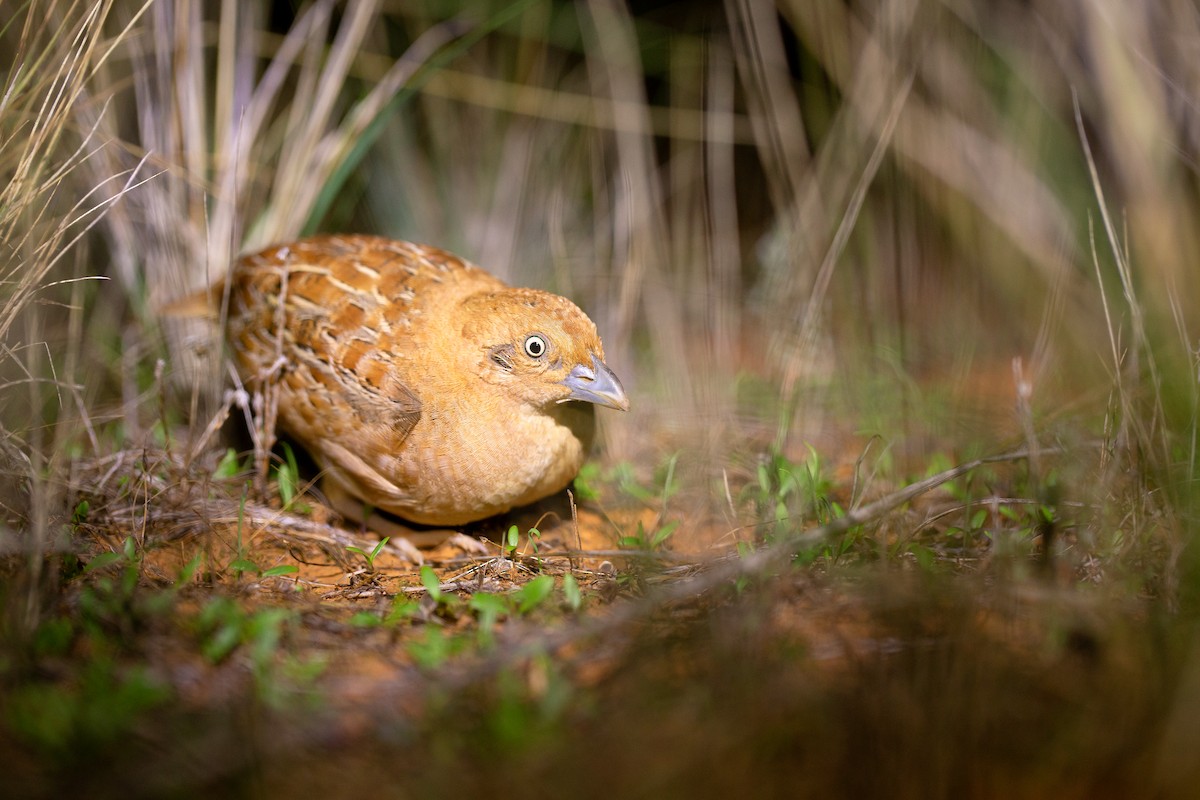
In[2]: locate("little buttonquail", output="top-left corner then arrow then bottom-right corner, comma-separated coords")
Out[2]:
223,234 -> 628,528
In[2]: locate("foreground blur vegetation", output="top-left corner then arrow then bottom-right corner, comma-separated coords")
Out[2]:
3,0 -> 1200,796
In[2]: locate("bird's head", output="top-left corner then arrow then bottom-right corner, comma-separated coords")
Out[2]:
460,288 -> 629,412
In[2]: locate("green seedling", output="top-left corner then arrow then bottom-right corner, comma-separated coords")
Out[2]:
470,592 -> 510,646
408,626 -> 460,670
74,545 -> 202,656
515,575 -> 554,614
213,448 -> 247,480
572,462 -> 601,501
348,611 -> 383,628
466,575 -> 574,648
420,565 -> 446,605
6,659 -> 169,756
562,573 -> 583,611
524,527 -> 545,567
79,538 -> 148,636
195,596 -> 295,668
610,460 -> 655,503
350,594 -> 421,628
275,445 -> 298,507
229,486 -> 299,580
192,597 -> 315,709
346,536 -> 390,572
386,596 -> 421,625
742,444 -> 841,537
486,651 -> 573,752
619,519 -> 678,551
270,442 -> 311,513
501,525 -> 546,567
196,597 -> 244,663
229,558 -> 299,580
5,539 -> 201,756
504,524 -> 520,556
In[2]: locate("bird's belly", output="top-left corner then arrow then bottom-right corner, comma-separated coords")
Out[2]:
359,406 -> 592,526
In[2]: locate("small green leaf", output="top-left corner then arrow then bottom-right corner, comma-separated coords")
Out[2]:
516,575 -> 554,614
777,468 -> 796,499
651,520 -> 679,548
505,525 -> 519,553
970,509 -> 988,530
658,452 -> 680,502
572,462 -> 601,501
911,545 -> 936,570
562,573 -> 582,611
177,554 -> 203,584
349,611 -> 381,628
214,448 -> 243,479
385,598 -> 420,625
370,536 -> 390,562
470,593 -> 509,635
276,469 -> 296,506
245,609 -> 290,664
274,442 -> 301,507
34,618 -> 75,657
71,500 -> 89,524
84,552 -> 123,573
420,565 -> 443,602
197,596 -> 237,629
203,623 -> 243,663
229,558 -> 259,576
470,593 -> 509,616
408,627 -> 452,670
262,564 -> 298,578
149,419 -> 168,446
284,442 -> 301,482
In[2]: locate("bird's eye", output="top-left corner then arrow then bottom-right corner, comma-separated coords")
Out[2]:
523,334 -> 548,359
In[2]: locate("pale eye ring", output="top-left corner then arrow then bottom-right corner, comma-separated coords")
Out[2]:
523,334 -> 548,359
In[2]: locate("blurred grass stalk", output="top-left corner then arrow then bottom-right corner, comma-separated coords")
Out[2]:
1,0 -> 1199,580
0,0 -> 155,625
0,0 -> 456,622
372,0 -> 1200,544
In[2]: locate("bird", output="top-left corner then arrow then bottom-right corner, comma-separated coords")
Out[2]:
220,234 -> 628,532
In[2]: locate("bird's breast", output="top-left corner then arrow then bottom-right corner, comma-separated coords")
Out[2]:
386,398 -> 595,525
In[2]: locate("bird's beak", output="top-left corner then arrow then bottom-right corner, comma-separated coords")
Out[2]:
561,354 -> 630,411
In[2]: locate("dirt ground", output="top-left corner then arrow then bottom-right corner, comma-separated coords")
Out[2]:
3,397 -> 1188,800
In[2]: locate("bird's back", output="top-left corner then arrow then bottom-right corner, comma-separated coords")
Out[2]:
227,234 -> 504,401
